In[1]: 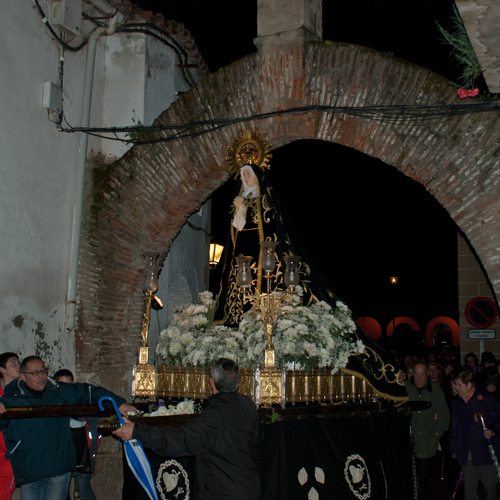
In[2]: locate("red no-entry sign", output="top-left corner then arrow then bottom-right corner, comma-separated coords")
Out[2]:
465,297 -> 498,329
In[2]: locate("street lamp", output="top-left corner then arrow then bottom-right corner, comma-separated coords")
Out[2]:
209,243 -> 224,268
389,276 -> 399,336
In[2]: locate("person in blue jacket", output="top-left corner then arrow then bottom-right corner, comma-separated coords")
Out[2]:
450,366 -> 500,500
0,355 -> 136,500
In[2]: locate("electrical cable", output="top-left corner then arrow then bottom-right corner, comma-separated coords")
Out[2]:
32,0 -> 199,86
57,101 -> 500,145
31,0 -> 91,52
118,24 -> 198,88
35,3 -> 201,128
34,1 -> 497,146
57,47 -> 65,126
119,27 -> 195,88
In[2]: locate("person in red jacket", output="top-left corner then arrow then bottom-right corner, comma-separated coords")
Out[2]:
0,352 -> 20,500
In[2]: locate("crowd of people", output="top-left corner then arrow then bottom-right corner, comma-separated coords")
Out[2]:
0,352 -> 136,500
2,346 -> 500,500
399,348 -> 500,500
0,355 -> 262,500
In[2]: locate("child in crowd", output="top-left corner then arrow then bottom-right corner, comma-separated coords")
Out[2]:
54,369 -> 100,500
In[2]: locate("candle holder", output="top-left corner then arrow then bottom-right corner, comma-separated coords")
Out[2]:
235,241 -> 301,406
135,252 -> 162,400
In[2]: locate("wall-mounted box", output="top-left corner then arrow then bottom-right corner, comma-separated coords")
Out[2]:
52,0 -> 82,37
43,81 -> 63,114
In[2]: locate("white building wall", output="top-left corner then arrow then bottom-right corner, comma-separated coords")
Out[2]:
0,0 -> 206,372
0,0 -> 85,370
144,36 -> 177,125
100,33 -> 189,160
100,33 -> 149,160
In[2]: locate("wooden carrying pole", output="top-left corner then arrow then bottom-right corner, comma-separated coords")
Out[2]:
0,405 -> 115,419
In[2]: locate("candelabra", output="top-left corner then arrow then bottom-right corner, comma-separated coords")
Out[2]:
236,242 -> 301,406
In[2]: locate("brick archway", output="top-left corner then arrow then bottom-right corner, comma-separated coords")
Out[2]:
77,41 -> 500,392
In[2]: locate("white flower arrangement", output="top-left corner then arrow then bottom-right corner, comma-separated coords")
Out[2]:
155,292 -> 246,367
184,326 -> 245,367
242,297 -> 364,372
145,400 -> 196,417
155,289 -> 364,373
131,400 -> 198,418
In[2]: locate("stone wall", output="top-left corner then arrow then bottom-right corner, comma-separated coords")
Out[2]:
458,232 -> 500,359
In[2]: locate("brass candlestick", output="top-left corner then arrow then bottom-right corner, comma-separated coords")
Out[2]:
236,241 -> 298,407
134,252 -> 162,399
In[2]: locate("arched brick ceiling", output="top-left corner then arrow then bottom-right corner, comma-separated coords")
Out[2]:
76,41 -> 500,393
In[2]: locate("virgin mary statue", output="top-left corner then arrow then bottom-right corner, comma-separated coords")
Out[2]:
214,132 -> 330,327
213,127 -> 405,400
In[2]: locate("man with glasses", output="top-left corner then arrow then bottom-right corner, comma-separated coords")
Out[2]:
0,352 -> 20,500
0,355 -> 137,500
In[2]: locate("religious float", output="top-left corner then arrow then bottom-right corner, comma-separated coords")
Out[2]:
122,129 -> 415,500
133,127 -> 406,407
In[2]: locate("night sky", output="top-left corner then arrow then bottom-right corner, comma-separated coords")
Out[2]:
135,0 -> 468,346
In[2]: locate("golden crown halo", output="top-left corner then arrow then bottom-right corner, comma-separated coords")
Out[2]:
226,126 -> 272,178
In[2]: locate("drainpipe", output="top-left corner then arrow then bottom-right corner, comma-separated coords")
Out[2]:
86,0 -> 117,16
65,8 -> 123,332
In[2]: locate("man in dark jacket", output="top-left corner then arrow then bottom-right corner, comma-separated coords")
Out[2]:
405,361 -> 450,500
0,355 -> 136,500
114,357 -> 262,500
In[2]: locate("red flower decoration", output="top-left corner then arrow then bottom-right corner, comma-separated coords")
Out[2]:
457,88 -> 468,99
468,88 -> 479,97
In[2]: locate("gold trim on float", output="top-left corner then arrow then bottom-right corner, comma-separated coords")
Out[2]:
341,368 -> 409,402
133,365 -> 404,406
134,364 -> 157,400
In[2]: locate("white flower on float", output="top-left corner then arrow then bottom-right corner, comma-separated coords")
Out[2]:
180,333 -> 193,345
193,305 -> 208,315
305,312 -> 319,322
356,340 -> 365,353
198,291 -> 213,306
316,301 -> 331,311
148,406 -> 168,417
296,324 -> 308,334
190,315 -> 208,326
170,342 -> 182,355
277,319 -> 294,330
155,288 -> 364,372
177,400 -> 195,414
